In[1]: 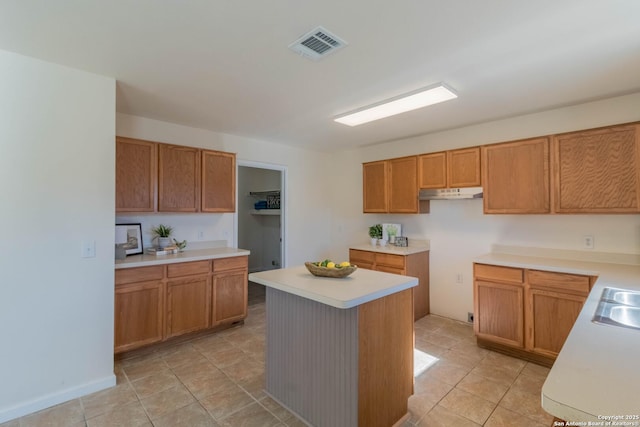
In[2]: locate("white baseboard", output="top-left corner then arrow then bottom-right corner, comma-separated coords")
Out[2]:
0,374 -> 116,424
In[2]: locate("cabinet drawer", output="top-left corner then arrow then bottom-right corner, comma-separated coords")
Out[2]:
474,263 -> 524,284
375,265 -> 406,275
167,261 -> 210,278
528,270 -> 591,295
376,253 -> 406,269
213,256 -> 248,272
349,249 -> 375,264
115,266 -> 164,285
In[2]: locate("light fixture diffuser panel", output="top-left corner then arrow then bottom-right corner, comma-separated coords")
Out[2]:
335,84 -> 457,126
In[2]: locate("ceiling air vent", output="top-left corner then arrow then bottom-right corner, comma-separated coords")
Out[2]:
288,26 -> 347,61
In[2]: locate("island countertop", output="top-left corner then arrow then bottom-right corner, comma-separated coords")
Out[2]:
475,249 -> 640,422
115,247 -> 250,269
249,265 -> 418,309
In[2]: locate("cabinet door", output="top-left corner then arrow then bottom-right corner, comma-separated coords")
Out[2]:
483,137 -> 550,214
202,150 -> 236,213
349,249 -> 375,270
474,280 -> 524,348
448,147 -> 481,188
158,144 -> 200,212
388,156 -> 418,213
553,124 -> 640,213
114,280 -> 164,353
212,269 -> 248,325
166,275 -> 211,338
116,137 -> 156,212
418,152 -> 447,189
363,161 -> 388,213
527,289 -> 586,358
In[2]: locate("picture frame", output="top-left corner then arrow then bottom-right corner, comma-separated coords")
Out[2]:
116,223 -> 143,256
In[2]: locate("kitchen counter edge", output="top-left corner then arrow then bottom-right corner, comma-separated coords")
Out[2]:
115,247 -> 250,269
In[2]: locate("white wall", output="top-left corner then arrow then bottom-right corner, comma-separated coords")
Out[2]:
116,114 -> 332,266
0,50 -> 116,422
329,92 -> 640,322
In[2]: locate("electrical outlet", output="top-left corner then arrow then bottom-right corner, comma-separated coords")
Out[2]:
583,235 -> 594,249
467,312 -> 474,323
456,273 -> 463,284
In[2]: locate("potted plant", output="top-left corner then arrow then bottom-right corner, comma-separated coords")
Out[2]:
369,224 -> 382,246
151,224 -> 173,248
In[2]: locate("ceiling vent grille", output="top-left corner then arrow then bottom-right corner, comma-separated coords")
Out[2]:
288,26 -> 347,61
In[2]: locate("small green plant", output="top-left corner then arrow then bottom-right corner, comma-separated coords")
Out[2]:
368,224 -> 383,239
386,225 -> 398,238
151,224 -> 173,238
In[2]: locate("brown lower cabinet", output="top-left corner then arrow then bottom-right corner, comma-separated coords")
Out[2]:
114,256 -> 248,354
350,249 -> 429,320
473,263 -> 596,366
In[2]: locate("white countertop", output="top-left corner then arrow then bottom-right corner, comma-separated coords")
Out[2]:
475,251 -> 640,422
115,247 -> 250,269
350,242 -> 430,256
249,265 -> 418,309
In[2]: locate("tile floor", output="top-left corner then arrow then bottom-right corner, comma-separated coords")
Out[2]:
2,283 -> 554,426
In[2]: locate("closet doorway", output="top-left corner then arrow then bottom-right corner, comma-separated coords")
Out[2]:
237,161 -> 286,276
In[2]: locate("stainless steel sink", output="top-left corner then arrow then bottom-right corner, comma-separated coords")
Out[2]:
592,287 -> 640,331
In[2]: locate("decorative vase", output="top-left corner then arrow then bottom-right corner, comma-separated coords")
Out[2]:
157,237 -> 172,248
379,238 -> 388,247
370,238 -> 378,246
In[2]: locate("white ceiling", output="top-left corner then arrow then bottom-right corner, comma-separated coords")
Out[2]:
2,1 -> 640,152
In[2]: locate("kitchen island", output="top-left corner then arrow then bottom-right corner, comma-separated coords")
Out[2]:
249,265 -> 418,427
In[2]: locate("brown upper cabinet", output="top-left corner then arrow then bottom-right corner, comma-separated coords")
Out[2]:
116,137 -> 157,213
482,137 -> 550,214
158,144 -> 201,212
363,156 -> 429,214
418,147 -> 481,189
116,137 -> 236,213
552,124 -> 640,213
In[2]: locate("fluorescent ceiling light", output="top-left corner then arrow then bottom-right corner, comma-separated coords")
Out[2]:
334,84 -> 457,126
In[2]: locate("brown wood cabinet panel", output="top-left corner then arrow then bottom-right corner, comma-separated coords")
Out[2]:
528,270 -> 590,295
116,137 -> 157,212
213,256 -> 248,272
115,265 -> 164,285
374,265 -> 405,275
388,156 -> 419,213
166,275 -> 211,338
167,260 -> 210,278
553,124 -> 640,213
375,253 -> 405,269
358,289 -> 413,427
202,150 -> 236,212
474,280 -> 524,348
349,249 -> 375,270
114,280 -> 164,353
158,144 -> 200,212
418,152 -> 447,189
363,161 -> 388,213
448,147 -> 481,188
483,137 -> 550,214
212,268 -> 248,325
527,289 -> 586,358
474,264 -> 524,284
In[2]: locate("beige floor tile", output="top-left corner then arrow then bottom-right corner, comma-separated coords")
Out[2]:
21,399 -> 84,427
118,350 -> 163,368
222,328 -> 258,346
470,360 -> 520,386
521,362 -> 551,378
437,322 -> 475,341
152,402 -> 219,427
258,396 -> 296,423
161,345 -> 208,369
499,387 -> 554,425
181,369 -> 238,400
0,419 -> 20,427
236,373 -> 267,400
86,400 -> 150,427
456,372 -> 510,403
416,404 -> 481,427
140,384 -> 196,420
122,357 -> 170,381
484,405 -> 548,427
217,402 -> 280,427
205,347 -> 248,368
450,340 -> 490,358
81,383 -> 138,419
200,384 -> 255,420
422,359 -> 471,386
511,372 -> 546,395
413,376 -> 454,403
131,370 -> 181,398
221,357 -> 265,383
439,387 -> 496,425
420,331 -> 463,349
483,351 -> 527,373
414,338 -> 450,358
171,358 -> 220,379
441,349 -> 485,371
407,392 -> 438,423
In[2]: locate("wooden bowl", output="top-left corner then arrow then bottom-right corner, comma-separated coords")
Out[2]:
304,262 -> 358,278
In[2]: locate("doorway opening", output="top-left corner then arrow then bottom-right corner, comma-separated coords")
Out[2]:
236,161 -> 286,304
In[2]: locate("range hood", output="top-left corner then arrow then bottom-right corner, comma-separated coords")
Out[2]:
419,187 -> 483,200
